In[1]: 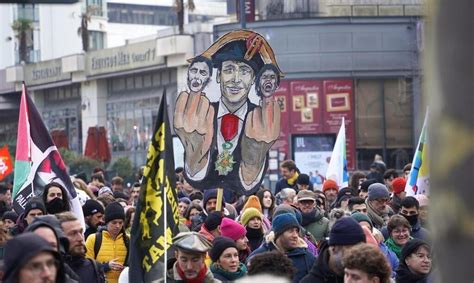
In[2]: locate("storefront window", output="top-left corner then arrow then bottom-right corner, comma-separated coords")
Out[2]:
42,84 -> 82,153
355,78 -> 413,170
106,96 -> 160,153
106,70 -> 176,168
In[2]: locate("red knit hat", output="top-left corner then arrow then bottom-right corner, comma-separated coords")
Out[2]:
323,180 -> 339,193
220,217 -> 246,241
392,177 -> 406,194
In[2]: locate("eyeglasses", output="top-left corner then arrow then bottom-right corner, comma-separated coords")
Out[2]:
375,198 -> 389,204
392,228 -> 410,235
24,258 -> 59,274
414,252 -> 432,261
299,200 -> 315,206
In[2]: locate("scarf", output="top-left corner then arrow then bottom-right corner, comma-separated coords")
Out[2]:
301,209 -> 322,226
246,227 -> 264,251
385,236 -> 414,259
210,262 -> 247,281
287,172 -> 299,186
396,263 -> 429,283
177,263 -> 208,283
366,199 -> 385,228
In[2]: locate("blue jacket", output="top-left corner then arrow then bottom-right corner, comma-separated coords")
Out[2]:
379,242 -> 399,278
275,178 -> 294,195
247,233 -> 315,283
410,220 -> 430,242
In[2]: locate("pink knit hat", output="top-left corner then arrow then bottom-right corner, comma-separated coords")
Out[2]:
220,217 -> 246,241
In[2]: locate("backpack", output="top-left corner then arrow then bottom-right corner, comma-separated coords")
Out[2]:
88,258 -> 108,283
93,231 -> 130,266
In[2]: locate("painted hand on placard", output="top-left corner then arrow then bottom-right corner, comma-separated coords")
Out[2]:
173,91 -> 215,176
240,97 -> 281,186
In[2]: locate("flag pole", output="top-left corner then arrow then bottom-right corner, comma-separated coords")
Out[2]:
163,93 -> 169,280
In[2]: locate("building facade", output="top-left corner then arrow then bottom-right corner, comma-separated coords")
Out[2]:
3,24 -> 213,169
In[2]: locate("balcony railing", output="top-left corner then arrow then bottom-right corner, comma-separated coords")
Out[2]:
15,49 -> 41,64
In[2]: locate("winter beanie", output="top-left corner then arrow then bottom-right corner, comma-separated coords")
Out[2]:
272,213 -> 300,240
351,212 -> 373,230
204,211 -> 223,231
209,236 -> 237,262
240,208 -> 262,227
220,217 -> 246,241
82,199 -> 104,217
104,202 -> 125,223
2,211 -> 18,223
24,198 -> 46,216
203,189 -> 218,208
329,217 -> 366,246
296,174 -> 310,185
400,239 -> 431,264
273,204 -> 303,225
392,177 -> 407,194
367,183 -> 390,201
323,180 -> 339,193
242,195 -> 262,213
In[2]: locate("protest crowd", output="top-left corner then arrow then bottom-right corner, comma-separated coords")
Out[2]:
0,157 -> 434,283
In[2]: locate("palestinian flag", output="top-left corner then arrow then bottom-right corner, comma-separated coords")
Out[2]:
12,83 -> 84,225
129,91 -> 180,282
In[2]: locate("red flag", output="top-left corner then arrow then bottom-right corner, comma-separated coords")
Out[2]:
0,145 -> 13,181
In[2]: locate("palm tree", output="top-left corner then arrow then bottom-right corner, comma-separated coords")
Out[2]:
174,0 -> 195,35
77,5 -> 100,52
11,19 -> 33,63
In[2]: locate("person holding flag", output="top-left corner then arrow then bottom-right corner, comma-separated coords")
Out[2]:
12,83 -> 84,228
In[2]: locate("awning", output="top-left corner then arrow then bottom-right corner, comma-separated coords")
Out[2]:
51,129 -> 69,150
84,126 -> 111,163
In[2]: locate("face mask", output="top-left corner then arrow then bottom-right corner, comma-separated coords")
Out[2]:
46,197 -> 65,214
401,213 -> 418,226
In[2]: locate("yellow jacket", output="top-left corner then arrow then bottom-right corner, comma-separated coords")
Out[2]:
85,230 -> 128,283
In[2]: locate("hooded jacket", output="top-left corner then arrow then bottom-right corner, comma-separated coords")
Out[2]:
301,208 -> 329,242
300,242 -> 344,283
3,233 -> 68,283
65,255 -> 105,283
248,231 -> 315,283
25,215 -> 80,283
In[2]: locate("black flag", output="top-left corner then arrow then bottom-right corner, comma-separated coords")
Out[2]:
129,91 -> 180,282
